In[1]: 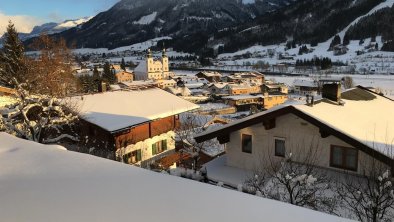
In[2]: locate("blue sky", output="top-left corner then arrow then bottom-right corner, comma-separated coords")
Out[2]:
0,0 -> 120,34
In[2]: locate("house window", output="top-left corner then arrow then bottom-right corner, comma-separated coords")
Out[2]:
275,138 -> 285,157
152,139 -> 168,155
123,149 -> 142,164
330,145 -> 358,171
242,134 -> 252,154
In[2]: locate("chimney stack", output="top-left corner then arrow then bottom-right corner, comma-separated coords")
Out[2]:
322,83 -> 341,102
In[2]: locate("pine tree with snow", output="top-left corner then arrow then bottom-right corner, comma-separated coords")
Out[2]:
0,21 -> 27,89
120,58 -> 126,71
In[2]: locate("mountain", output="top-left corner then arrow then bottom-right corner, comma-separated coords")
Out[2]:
214,0 -> 391,53
1,17 -> 92,45
42,0 -> 297,51
23,0 -> 394,54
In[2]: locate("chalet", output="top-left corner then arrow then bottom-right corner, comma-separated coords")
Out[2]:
196,71 -> 222,83
333,44 -> 349,56
115,70 -> 134,83
72,88 -> 199,167
262,83 -> 288,94
222,95 -> 264,111
206,82 -> 228,95
156,79 -> 176,89
222,93 -> 288,111
225,72 -> 265,85
195,86 -> 394,184
293,79 -> 318,95
225,83 -> 261,95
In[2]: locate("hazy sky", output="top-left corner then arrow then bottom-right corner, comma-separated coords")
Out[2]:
0,0 -> 120,34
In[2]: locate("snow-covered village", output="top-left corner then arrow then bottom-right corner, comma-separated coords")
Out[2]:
1,0 -> 394,221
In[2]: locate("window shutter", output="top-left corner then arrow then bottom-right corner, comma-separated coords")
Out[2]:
162,140 -> 167,151
152,143 -> 157,155
136,150 -> 142,161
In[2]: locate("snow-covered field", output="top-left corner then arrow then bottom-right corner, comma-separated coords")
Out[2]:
0,133 -> 353,222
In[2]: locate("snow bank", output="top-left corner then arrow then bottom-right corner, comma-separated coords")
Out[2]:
0,133 -> 353,222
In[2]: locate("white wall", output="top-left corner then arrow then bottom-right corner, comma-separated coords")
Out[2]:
226,113 -> 388,176
120,131 -> 175,163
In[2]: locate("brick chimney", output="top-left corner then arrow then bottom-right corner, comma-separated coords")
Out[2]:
322,83 -> 341,102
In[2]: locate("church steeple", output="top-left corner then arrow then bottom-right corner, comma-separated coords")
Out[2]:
147,48 -> 152,58
162,48 -> 167,58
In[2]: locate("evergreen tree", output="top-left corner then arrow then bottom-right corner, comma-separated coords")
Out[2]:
343,34 -> 350,45
93,66 -> 100,80
329,35 -> 341,51
120,58 -> 126,71
0,21 -> 26,88
103,62 -> 115,84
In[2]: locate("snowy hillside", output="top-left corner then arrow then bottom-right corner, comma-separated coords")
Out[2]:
0,133 -> 353,222
217,0 -> 394,74
54,17 -> 93,30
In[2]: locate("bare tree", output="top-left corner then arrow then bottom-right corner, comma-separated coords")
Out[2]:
0,96 -> 79,143
175,113 -> 223,171
0,24 -> 80,145
342,76 -> 354,89
28,33 -> 77,97
244,139 -> 337,214
336,159 -> 394,222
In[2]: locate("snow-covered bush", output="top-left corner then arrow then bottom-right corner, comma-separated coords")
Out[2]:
0,95 -> 79,144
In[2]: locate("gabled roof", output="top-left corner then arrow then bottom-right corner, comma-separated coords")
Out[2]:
195,87 -> 394,166
71,88 -> 199,132
293,79 -> 318,88
0,132 -> 353,222
134,61 -> 147,74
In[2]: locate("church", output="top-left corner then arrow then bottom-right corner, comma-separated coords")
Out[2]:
134,49 -> 174,80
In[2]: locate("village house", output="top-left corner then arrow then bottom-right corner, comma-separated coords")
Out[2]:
165,86 -> 192,96
262,83 -> 289,94
195,85 -> 394,186
225,83 -> 261,95
72,88 -> 199,167
134,49 -> 174,80
333,44 -> 349,56
196,71 -> 222,83
115,70 -> 134,83
156,79 -> 177,89
225,72 -> 265,85
293,79 -> 319,95
205,82 -> 229,95
222,95 -> 264,111
222,93 -> 288,111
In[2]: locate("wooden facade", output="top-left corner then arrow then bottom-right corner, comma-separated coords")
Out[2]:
80,115 -> 180,157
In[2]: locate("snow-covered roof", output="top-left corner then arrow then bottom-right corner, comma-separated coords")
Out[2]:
157,79 -> 176,84
166,86 -> 192,96
227,83 -> 252,89
134,61 -> 147,74
293,79 -> 318,88
198,71 -> 222,77
209,83 -> 228,89
195,87 -> 394,160
71,89 -> 199,132
223,94 -> 264,100
0,133 -> 354,222
293,89 -> 394,158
